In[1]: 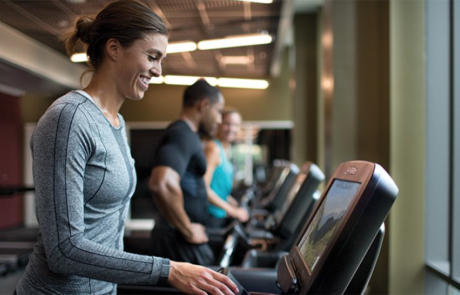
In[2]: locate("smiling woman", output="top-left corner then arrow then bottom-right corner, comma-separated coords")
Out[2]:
14,1 -> 238,295
109,34 -> 168,103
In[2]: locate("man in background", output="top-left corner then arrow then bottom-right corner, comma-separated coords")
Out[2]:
149,79 -> 224,265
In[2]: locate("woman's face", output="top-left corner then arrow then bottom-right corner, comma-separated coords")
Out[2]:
116,32 -> 168,101
217,112 -> 242,144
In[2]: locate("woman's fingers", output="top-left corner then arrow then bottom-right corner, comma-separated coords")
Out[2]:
211,271 -> 239,294
195,271 -> 237,295
169,261 -> 239,295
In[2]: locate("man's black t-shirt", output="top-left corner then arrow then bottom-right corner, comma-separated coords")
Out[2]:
152,120 -> 208,224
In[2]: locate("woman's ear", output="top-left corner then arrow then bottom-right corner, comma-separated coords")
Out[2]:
105,38 -> 121,61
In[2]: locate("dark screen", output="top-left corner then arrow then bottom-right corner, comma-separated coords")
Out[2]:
298,179 -> 361,272
274,173 -> 306,224
129,129 -> 166,219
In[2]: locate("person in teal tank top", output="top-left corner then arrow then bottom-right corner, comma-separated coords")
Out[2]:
208,139 -> 234,218
203,109 -> 249,228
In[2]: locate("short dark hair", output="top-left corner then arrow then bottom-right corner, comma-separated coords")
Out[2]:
183,79 -> 222,108
66,0 -> 167,70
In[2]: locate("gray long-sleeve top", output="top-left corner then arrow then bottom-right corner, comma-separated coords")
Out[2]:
16,91 -> 170,295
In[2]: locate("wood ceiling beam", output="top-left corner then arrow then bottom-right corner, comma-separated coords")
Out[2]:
0,21 -> 84,89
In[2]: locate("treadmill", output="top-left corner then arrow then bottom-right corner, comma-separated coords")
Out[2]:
252,162 -> 299,213
0,186 -> 37,276
118,160 -> 398,294
219,162 -> 325,268
206,161 -> 299,248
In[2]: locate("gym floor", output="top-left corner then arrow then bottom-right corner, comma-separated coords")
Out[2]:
0,270 -> 22,295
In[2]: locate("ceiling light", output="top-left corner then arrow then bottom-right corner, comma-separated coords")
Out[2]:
149,75 -> 269,89
198,33 -> 272,50
217,77 -> 269,89
167,41 -> 197,54
70,52 -> 88,63
220,56 -> 254,64
149,76 -> 164,84
163,75 -> 217,86
235,0 -> 273,3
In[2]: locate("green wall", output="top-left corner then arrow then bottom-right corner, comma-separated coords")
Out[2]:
21,92 -> 63,123
330,0 -> 358,172
389,0 -> 426,293
326,0 -> 391,293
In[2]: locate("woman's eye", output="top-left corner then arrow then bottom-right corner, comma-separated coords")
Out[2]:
148,55 -> 157,62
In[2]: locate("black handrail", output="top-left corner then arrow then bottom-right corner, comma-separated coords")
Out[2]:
0,186 -> 35,197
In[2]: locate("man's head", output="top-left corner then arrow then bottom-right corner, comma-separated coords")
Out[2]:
183,79 -> 224,136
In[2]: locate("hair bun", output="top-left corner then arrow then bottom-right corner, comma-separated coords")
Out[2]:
75,16 -> 94,44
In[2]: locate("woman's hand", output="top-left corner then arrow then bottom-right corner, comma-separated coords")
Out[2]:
168,261 -> 239,295
228,206 -> 249,223
227,196 -> 239,207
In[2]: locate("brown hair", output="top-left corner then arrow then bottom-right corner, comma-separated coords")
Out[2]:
65,0 -> 167,70
222,107 -> 241,120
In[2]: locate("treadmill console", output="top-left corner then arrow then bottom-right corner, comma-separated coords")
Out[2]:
277,161 -> 398,295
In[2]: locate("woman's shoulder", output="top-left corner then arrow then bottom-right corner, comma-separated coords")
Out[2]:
204,139 -> 220,159
43,91 -> 91,117
37,91 -> 95,131
53,90 -> 90,106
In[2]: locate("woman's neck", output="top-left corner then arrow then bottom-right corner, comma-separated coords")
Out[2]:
84,74 -> 124,127
217,136 -> 230,148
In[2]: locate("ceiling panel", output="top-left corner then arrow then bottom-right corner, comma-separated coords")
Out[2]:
0,0 -> 283,79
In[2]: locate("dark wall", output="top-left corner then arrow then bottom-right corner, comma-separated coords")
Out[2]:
0,93 -> 23,228
293,12 -> 319,166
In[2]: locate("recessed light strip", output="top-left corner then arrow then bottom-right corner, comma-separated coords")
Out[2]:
163,75 -> 217,86
149,76 -> 164,84
217,77 -> 269,89
70,52 -> 88,63
219,55 -> 254,64
197,33 -> 272,50
150,75 -> 269,89
166,41 -> 197,54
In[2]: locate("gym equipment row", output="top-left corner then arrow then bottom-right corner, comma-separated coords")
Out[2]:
118,160 -> 398,294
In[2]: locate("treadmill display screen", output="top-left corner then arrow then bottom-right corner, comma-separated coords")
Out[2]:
299,179 -> 361,272
274,173 -> 306,224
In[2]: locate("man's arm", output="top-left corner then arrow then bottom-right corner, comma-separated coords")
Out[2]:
149,166 -> 208,244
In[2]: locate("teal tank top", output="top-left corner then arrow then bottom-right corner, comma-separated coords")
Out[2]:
208,139 -> 234,218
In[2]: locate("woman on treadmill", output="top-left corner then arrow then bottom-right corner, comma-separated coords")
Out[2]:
203,108 -> 249,228
15,1 -> 238,294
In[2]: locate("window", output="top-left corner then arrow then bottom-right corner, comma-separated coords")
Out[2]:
453,0 -> 460,284
425,0 -> 460,291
